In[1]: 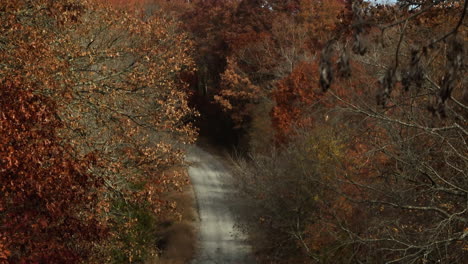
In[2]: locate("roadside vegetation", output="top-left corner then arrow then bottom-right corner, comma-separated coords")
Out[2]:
178,0 -> 467,263
1,1 -> 196,263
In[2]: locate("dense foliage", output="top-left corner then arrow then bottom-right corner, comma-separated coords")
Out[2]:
1,0 -> 466,263
1,0 -> 196,263
176,0 -> 467,263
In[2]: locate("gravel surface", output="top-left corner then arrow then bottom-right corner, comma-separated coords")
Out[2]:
187,146 -> 255,264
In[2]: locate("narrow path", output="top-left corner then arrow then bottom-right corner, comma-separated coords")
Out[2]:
187,146 -> 255,264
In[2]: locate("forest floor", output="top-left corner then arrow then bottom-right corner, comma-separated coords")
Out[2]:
187,145 -> 255,264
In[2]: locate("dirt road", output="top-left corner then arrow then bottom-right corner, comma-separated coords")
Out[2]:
187,146 -> 255,264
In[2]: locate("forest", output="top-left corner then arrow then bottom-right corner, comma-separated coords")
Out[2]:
0,0 -> 466,263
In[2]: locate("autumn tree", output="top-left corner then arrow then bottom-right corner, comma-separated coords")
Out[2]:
232,62 -> 375,263
310,0 -> 468,262
1,0 -> 198,263
209,0 -> 347,150
231,0 -> 466,263
0,1 -> 105,263
58,2 -> 198,262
